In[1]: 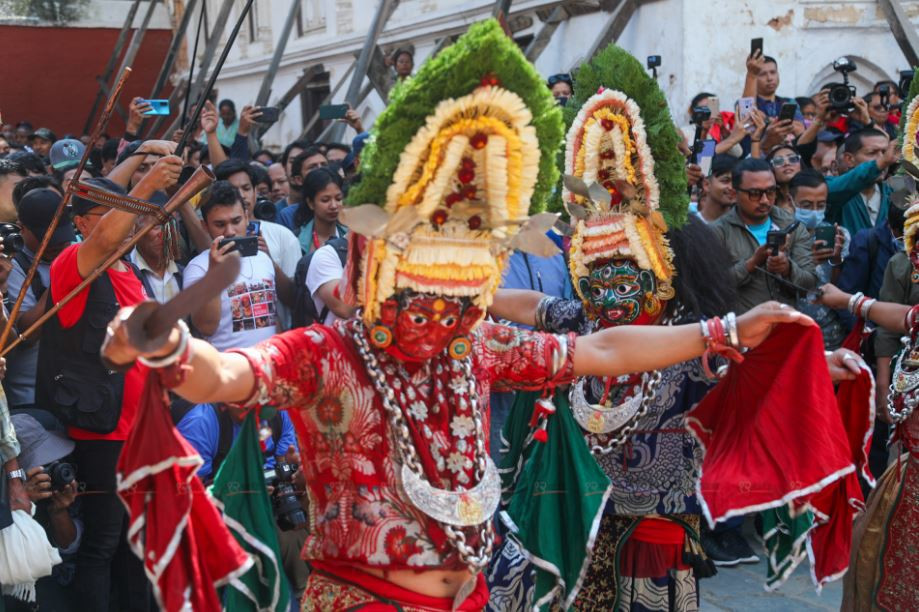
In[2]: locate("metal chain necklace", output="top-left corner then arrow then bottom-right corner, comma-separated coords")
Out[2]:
887,335 -> 919,423
348,319 -> 497,572
579,307 -> 682,455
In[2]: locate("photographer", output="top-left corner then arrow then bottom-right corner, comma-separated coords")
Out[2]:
711,158 -> 818,313
825,128 -> 898,236
4,188 -> 74,418
175,404 -> 307,599
6,414 -> 80,612
864,92 -> 898,139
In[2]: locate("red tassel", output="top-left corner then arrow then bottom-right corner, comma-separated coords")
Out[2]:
534,428 -> 548,443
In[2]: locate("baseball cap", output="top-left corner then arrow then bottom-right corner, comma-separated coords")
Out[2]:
11,414 -> 75,471
18,188 -> 76,245
343,131 -> 370,170
71,177 -> 124,216
817,129 -> 844,144
29,127 -> 56,143
49,138 -> 85,171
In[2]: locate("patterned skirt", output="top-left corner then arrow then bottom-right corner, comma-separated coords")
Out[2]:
843,453 -> 919,611
487,514 -> 702,612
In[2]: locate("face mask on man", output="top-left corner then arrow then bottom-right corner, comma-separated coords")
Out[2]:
795,207 -> 824,230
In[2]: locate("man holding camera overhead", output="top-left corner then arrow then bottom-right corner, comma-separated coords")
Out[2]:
712,158 -> 818,313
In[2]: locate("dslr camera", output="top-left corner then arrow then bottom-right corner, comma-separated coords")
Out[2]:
265,460 -> 307,531
827,57 -> 857,113
253,196 -> 277,223
0,223 -> 23,255
691,106 -> 711,126
45,460 -> 75,492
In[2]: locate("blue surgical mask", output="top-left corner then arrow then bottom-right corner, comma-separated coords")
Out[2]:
688,201 -> 699,216
895,236 -> 905,252
795,208 -> 824,230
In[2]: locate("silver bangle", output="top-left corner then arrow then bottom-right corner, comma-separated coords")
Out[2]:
534,296 -> 553,332
726,312 -> 740,349
138,319 -> 190,368
699,318 -> 711,343
847,291 -> 864,316
860,298 -> 876,320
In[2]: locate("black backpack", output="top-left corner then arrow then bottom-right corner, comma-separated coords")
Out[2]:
291,236 -> 348,328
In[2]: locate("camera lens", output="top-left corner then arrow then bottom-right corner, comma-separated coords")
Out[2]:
253,197 -> 277,222
47,461 -> 75,492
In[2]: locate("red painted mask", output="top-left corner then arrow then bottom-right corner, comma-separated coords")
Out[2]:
379,293 -> 483,362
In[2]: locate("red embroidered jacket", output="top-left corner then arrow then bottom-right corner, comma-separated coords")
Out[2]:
231,320 -> 576,570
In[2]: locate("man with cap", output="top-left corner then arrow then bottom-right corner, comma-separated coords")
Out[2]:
49,139 -> 85,176
4,188 -> 75,417
28,129 -> 56,162
9,413 -> 80,612
35,143 -> 181,611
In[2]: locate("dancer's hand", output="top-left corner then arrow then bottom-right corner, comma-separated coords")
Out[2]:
817,283 -> 850,310
735,301 -> 813,350
826,348 -> 863,382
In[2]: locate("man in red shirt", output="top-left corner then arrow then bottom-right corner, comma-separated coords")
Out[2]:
36,141 -> 181,610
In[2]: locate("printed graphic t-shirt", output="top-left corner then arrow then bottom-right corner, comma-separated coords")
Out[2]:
183,249 -> 279,351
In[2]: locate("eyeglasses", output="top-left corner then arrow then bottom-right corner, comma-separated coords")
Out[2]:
547,73 -> 572,87
736,186 -> 778,200
770,154 -> 800,167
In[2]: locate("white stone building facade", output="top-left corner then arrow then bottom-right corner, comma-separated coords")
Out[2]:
194,0 -> 917,148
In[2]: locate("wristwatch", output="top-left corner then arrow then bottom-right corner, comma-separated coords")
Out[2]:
6,469 -> 26,482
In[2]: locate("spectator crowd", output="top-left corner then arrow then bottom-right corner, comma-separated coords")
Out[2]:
0,38 -> 913,610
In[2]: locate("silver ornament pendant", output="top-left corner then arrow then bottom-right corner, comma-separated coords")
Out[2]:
401,457 -> 501,527
570,376 -> 643,434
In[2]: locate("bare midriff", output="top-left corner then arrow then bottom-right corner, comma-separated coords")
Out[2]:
356,564 -> 474,598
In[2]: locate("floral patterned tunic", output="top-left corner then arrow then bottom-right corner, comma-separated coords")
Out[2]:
230,319 -> 576,570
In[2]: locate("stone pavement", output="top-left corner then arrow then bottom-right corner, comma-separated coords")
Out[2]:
699,555 -> 842,611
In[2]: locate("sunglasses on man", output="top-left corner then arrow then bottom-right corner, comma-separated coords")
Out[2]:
736,186 -> 778,199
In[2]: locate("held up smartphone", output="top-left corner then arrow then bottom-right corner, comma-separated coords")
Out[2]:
319,104 -> 349,120
218,236 -> 259,257
738,97 -> 756,132
247,221 -> 261,236
707,96 -> 720,118
140,99 -> 170,115
698,139 -> 717,176
751,37 -> 763,58
778,102 -> 797,122
646,55 -> 661,69
814,224 -> 835,248
766,229 -> 785,256
255,106 -> 280,123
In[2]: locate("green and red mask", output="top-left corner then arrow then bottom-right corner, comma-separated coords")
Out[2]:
579,258 -> 666,327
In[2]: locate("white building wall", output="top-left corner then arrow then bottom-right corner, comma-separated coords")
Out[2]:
198,0 -> 919,149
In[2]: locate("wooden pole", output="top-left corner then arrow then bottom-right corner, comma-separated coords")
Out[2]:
82,0 -> 142,133
1,68 -> 133,352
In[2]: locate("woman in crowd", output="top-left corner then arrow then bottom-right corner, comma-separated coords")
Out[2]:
292,167 -> 347,254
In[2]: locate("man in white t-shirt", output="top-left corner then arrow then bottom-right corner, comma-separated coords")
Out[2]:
184,181 -> 293,351
214,159 -> 301,329
304,241 -> 353,326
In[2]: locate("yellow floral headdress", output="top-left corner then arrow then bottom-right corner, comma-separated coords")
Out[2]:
340,20 -> 563,325
564,88 -> 676,304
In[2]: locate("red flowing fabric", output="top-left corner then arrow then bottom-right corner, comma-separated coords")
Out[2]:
840,317 -> 865,353
117,374 -> 251,612
806,366 -> 874,587
687,323 -> 855,522
835,366 -> 876,488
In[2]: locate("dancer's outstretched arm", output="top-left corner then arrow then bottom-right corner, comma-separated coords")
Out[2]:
489,289 -> 544,327
819,283 -> 910,334
103,309 -> 255,405
573,301 -> 813,378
